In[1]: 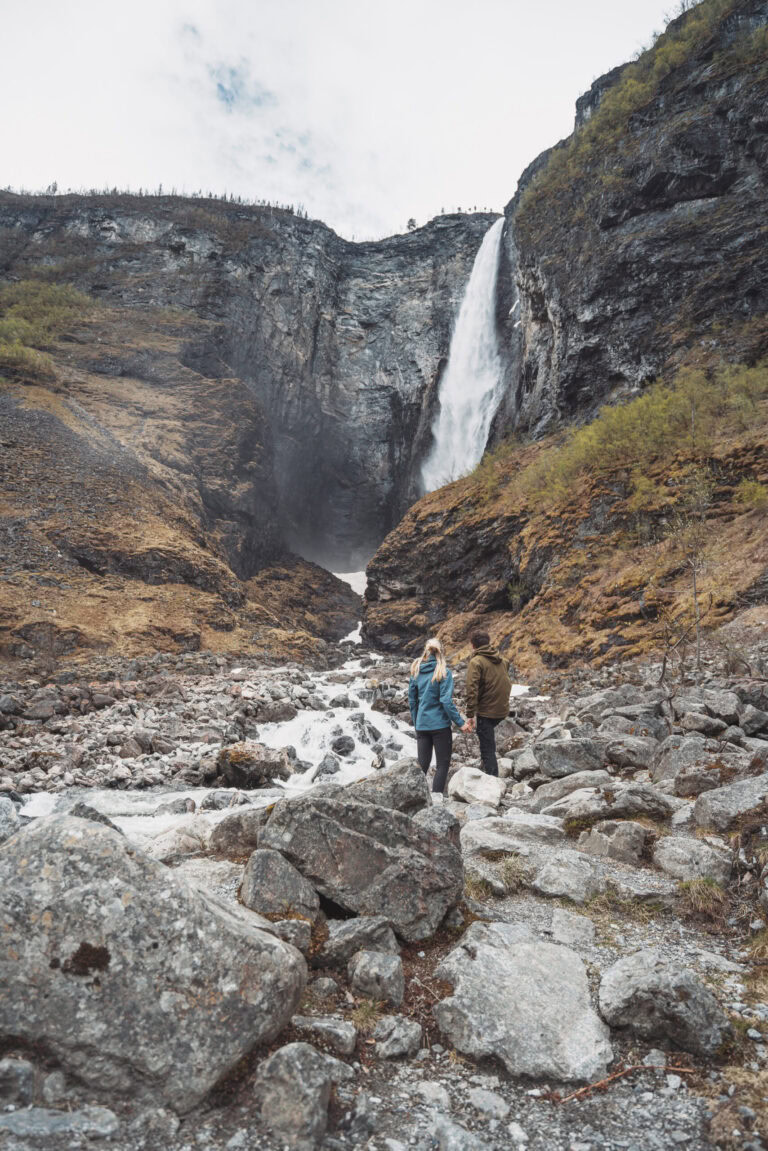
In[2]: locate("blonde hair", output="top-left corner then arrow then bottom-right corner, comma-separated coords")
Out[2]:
410,637 -> 447,683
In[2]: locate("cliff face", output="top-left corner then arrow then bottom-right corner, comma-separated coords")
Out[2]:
364,0 -> 768,669
493,0 -> 768,439
0,197 -> 494,570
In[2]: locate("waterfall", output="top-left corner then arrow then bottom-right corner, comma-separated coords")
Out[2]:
421,217 -> 505,492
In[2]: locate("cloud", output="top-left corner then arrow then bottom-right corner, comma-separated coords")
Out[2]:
1,0 -> 676,239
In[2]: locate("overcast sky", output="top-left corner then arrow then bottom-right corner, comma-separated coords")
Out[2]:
3,0 -> 676,239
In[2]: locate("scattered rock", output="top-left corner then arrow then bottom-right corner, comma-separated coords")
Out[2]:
216,741 -> 292,788
578,819 -> 651,864
255,1041 -> 353,1150
0,1106 -> 119,1140
240,848 -> 321,922
0,1056 -> 35,1103
531,852 -> 607,903
372,1014 -> 423,1058
313,916 -> 399,969
694,773 -> 768,831
448,767 -> 506,807
598,949 -> 732,1056
0,796 -> 20,843
291,1015 -> 357,1056
549,908 -> 596,947
653,835 -> 732,885
346,757 -> 430,814
348,950 -> 405,1006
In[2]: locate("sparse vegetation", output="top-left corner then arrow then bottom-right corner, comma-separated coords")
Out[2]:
677,877 -> 729,921
0,280 -> 93,383
735,478 -> 768,510
746,927 -> 768,962
499,852 -> 531,893
585,887 -> 666,927
350,998 -> 385,1033
463,873 -> 493,902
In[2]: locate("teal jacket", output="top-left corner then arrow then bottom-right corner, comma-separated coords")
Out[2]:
408,658 -> 465,732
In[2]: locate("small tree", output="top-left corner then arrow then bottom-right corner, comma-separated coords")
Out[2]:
668,466 -> 714,672
406,218 -> 417,232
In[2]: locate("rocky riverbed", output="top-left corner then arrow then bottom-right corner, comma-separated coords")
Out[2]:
2,639 -> 768,1151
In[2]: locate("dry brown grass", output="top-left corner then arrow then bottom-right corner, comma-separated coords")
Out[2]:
677,878 -> 729,922
499,853 -> 532,893
350,998 -> 385,1033
464,874 -> 493,902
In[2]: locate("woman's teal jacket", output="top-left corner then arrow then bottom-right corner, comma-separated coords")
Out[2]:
408,657 -> 465,731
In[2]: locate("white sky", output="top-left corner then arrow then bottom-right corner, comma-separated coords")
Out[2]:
2,0 -> 676,240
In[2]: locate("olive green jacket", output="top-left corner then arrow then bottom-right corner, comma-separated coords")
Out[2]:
465,645 -> 512,719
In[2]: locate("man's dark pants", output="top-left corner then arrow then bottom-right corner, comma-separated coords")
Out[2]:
476,716 -> 502,777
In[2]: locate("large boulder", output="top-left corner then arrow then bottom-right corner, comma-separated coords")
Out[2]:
604,736 -> 657,771
447,767 -> 506,807
529,771 -> 613,813
694,773 -> 768,831
533,739 -> 603,779
259,794 -> 463,941
434,924 -> 612,1081
652,836 -> 732,885
241,849 -> 321,922
216,742 -> 292,789
652,735 -> 709,785
578,820 -> 651,864
598,950 -> 732,1057
0,797 -> 19,844
348,951 -> 404,1006
0,816 -> 306,1112
531,852 -> 607,903
460,813 -> 565,858
208,804 -> 274,855
345,758 -> 430,814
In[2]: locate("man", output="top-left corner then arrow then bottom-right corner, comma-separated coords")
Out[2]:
464,630 -> 512,777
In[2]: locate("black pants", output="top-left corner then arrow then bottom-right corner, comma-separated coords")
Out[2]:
416,728 -> 452,794
476,716 -> 502,777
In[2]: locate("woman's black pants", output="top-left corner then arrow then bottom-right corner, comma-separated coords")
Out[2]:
416,727 -> 452,794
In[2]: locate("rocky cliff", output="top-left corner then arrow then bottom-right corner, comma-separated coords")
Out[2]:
364,0 -> 768,669
0,196 -> 494,570
492,0 -> 768,438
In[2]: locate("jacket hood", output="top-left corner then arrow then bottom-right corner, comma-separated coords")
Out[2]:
418,657 -> 437,672
472,645 -> 503,664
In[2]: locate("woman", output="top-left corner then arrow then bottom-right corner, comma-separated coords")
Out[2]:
408,637 -> 470,802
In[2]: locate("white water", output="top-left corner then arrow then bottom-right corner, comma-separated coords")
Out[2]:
421,217 -> 506,492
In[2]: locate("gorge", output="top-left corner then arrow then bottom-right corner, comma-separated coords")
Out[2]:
1,0 -> 767,673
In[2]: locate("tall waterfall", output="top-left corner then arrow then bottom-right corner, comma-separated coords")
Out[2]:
421,217 -> 505,493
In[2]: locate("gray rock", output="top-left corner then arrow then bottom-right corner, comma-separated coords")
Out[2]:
652,735 -> 709,784
434,935 -> 612,1081
412,803 -> 462,849
332,735 -> 355,756
310,976 -> 339,999
460,813 -> 565,857
0,1105 -> 119,1139
0,1056 -> 35,1103
529,770 -> 613,813
468,1087 -> 510,1119
429,1115 -> 487,1150
372,1014 -> 423,1058
260,793 -> 463,941
316,753 -> 341,778
67,802 -> 123,834
674,765 -> 728,797
694,773 -> 768,831
41,1070 -> 67,1105
216,741 -> 292,788
448,767 -> 506,807
241,848 -> 320,922
345,757 -> 430,813
348,950 -> 405,1006
513,747 -> 540,778
291,1015 -> 357,1056
415,1080 -> 452,1110
741,704 -> 768,736
531,852 -> 607,903
550,908 -> 596,947
598,949 -> 732,1056
271,918 -> 313,953
0,816 -> 305,1112
652,835 -> 731,885
0,796 -> 20,844
313,916 -> 399,969
681,712 -> 728,737
255,1041 -> 354,1150
199,789 -> 250,811
604,735 -> 657,770
209,804 -> 273,855
533,739 -> 603,779
578,819 -> 651,864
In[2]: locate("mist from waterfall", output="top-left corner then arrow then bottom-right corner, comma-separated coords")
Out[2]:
420,217 -> 505,493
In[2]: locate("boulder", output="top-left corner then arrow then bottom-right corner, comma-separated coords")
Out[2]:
681,712 -> 728,737
434,928 -> 612,1081
447,767 -> 506,807
0,1056 -> 34,1104
531,852 -> 607,903
0,1106 -> 119,1140
255,1042 -> 353,1151
412,804 -> 462,849
0,797 -> 20,844
348,951 -> 404,1006
533,739 -> 603,779
313,916 -> 399,969
529,770 -> 613,813
541,783 -> 671,824
694,773 -> 768,831
598,950 -> 732,1057
241,849 -> 321,922
578,820 -> 651,864
652,735 -> 708,784
208,804 -> 274,855
741,704 -> 768,736
673,765 -> 727,798
216,741 -> 292,788
372,1015 -> 423,1059
290,1015 -> 357,1056
345,757 -> 430,814
0,816 -> 306,1112
652,836 -> 731,885
259,794 -> 463,941
550,908 -> 596,947
460,813 -> 565,858
604,736 -> 657,771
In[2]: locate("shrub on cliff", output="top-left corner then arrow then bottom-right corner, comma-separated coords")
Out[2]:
0,280 -> 92,384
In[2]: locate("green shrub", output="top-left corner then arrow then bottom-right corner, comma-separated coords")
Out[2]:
0,279 -> 93,384
0,341 -> 55,381
735,478 -> 768,510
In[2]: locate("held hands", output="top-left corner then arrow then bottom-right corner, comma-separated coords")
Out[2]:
461,718 -> 476,734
